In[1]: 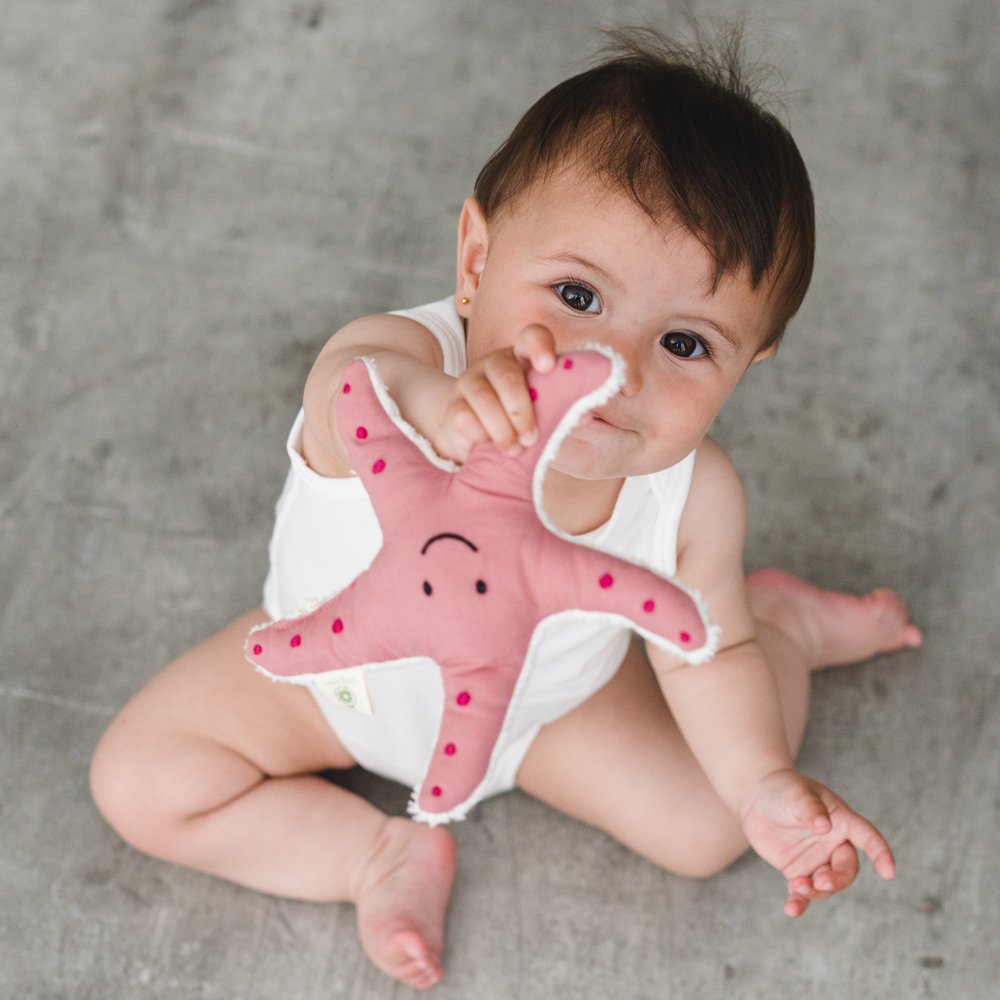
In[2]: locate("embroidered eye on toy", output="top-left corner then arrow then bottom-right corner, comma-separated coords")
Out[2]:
245,347 -> 718,824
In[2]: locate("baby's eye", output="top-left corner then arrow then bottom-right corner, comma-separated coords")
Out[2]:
553,281 -> 602,314
660,330 -> 709,359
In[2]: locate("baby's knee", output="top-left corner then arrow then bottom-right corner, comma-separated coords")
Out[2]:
89,721 -> 142,840
89,715 -> 179,857
647,830 -> 749,881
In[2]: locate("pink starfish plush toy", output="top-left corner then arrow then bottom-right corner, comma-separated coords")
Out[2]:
246,346 -> 718,823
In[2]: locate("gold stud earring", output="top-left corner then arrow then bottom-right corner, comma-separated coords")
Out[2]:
461,297 -> 470,305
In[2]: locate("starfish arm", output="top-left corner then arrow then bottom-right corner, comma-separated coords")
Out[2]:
245,562 -> 414,682
542,536 -> 719,663
338,357 -> 454,523
411,657 -> 523,819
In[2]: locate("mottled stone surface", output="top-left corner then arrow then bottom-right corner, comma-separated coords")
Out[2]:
1,1 -> 997,997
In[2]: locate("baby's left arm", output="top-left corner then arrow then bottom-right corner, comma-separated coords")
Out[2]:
648,439 -> 894,916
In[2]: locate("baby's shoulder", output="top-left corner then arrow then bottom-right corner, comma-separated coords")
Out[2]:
690,437 -> 744,499
335,311 -> 446,367
676,437 -> 748,563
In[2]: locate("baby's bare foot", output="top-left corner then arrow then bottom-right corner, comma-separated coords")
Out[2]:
747,568 -> 923,671
353,817 -> 457,990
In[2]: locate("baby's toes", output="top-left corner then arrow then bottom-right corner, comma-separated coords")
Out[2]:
867,589 -> 922,651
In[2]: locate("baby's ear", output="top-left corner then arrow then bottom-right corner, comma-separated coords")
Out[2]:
455,197 -> 489,311
751,340 -> 779,363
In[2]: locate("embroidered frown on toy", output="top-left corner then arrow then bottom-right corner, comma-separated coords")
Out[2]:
245,347 -> 718,824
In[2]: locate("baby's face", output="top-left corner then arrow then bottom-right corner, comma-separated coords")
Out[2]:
460,161 -> 777,480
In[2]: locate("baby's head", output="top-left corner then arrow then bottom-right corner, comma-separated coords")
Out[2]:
469,30 -> 814,349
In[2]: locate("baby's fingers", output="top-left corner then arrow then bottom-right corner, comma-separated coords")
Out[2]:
482,353 -> 540,450
441,398 -> 490,463
786,867 -> 835,909
813,844 -> 859,893
785,863 -> 844,916
848,814 -> 896,881
786,844 -> 861,917
790,783 -> 833,835
784,884 -> 812,918
513,323 -> 557,375
458,360 -> 532,454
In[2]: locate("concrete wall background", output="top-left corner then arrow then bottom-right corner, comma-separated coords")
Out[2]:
1,1 -> 997,997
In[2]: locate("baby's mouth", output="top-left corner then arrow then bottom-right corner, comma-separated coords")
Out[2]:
571,409 -> 625,436
590,409 -> 619,428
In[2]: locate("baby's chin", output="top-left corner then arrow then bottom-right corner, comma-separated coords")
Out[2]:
549,432 -> 694,483
545,431 -> 632,482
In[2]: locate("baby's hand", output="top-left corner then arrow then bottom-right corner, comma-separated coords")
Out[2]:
438,325 -> 556,463
738,769 -> 896,918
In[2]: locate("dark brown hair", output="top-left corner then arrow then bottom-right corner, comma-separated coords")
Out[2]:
474,30 -> 815,345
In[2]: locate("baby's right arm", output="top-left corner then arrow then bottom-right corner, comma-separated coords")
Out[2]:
301,312 -> 450,477
300,312 -> 556,477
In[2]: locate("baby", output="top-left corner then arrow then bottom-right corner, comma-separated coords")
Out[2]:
90,32 -> 922,991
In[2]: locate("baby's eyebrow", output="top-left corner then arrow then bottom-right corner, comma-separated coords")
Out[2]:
536,252 -> 618,287
698,318 -> 740,350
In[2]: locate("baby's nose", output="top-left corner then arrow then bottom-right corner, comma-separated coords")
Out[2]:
611,341 -> 643,398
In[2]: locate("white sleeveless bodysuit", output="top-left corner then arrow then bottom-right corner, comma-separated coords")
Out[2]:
262,297 -> 696,801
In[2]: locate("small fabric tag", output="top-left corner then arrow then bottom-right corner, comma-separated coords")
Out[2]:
315,667 -> 374,715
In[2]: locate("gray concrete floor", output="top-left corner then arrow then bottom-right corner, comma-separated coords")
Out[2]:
2,1 -> 997,997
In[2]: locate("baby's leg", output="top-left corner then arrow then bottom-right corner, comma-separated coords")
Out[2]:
90,609 -> 456,991
745,569 -> 922,750
517,575 -> 920,877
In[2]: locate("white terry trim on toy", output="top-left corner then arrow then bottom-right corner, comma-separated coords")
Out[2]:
531,343 -> 624,520
243,643 -> 438,689
407,788 -> 475,826
361,356 -> 461,473
531,344 -> 720,666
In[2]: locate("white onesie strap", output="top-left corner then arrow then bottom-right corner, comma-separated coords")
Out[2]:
389,297 -> 468,377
